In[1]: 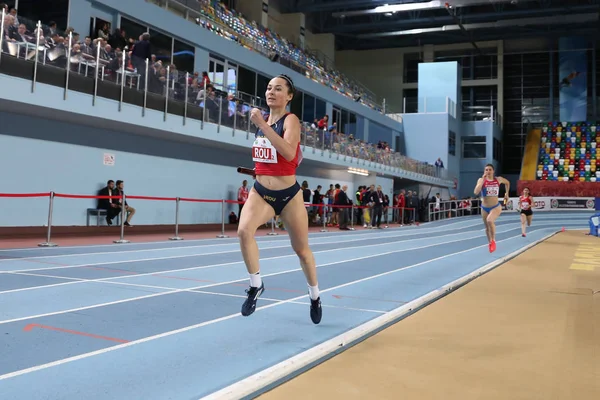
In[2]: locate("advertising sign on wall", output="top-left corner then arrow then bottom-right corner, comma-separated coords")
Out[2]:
504,197 -> 595,212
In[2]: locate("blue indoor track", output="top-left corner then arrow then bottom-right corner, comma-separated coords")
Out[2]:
0,211 -> 593,399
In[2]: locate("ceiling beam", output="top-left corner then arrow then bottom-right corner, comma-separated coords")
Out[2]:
335,25 -> 598,50
294,0 -> 418,13
321,4 -> 599,33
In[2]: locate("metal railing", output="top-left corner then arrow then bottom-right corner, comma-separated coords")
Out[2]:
149,0 -> 384,112
428,199 -> 482,223
0,13 -> 452,184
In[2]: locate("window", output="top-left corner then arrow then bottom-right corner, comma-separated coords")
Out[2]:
448,131 -> 456,156
403,53 -> 422,84
173,39 -> 195,75
148,29 -> 173,65
16,0 -> 69,32
120,17 -> 147,45
463,136 -> 487,158
347,112 -> 357,135
493,138 -> 502,162
403,88 -> 418,113
315,99 -> 326,120
302,94 -> 315,122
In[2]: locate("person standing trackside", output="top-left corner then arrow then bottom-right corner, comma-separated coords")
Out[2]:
237,180 -> 249,220
370,185 -> 384,229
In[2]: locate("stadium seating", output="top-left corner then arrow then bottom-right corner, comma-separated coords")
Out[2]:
173,0 -> 378,110
0,10 -> 446,181
537,121 -> 600,182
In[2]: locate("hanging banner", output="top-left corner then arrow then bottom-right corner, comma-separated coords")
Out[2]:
558,37 -> 587,122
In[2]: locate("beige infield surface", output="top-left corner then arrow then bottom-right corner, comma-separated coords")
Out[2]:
258,230 -> 600,400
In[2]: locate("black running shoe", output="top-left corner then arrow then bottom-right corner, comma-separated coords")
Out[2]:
241,282 -> 264,316
310,297 -> 322,324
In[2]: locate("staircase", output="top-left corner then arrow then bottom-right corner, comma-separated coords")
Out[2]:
520,127 -> 541,180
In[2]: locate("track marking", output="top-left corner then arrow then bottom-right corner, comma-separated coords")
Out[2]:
188,290 -> 387,314
0,220 -> 484,263
0,227 -> 516,297
0,216 -> 483,254
0,221 -> 549,274
0,228 -> 509,324
0,220 -> 583,279
332,294 -> 406,304
0,231 -> 535,381
22,323 -> 129,343
202,229 -> 563,400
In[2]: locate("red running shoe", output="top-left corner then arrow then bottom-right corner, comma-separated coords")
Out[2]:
489,240 -> 496,253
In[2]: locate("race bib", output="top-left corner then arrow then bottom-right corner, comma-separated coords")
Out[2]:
252,137 -> 278,164
485,186 -> 499,197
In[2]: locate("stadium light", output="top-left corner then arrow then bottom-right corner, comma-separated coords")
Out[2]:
348,167 -> 369,176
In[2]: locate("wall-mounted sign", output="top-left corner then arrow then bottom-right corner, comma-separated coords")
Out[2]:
103,153 -> 115,166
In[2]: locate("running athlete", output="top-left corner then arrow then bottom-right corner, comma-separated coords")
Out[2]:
237,74 -> 322,324
474,164 -> 510,253
518,187 -> 534,237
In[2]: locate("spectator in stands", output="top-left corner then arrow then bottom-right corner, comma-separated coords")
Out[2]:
2,14 -> 15,39
109,27 -> 127,51
97,22 -> 110,41
9,23 -> 28,43
80,36 -> 93,56
8,7 -> 17,26
201,71 -> 210,88
114,180 -> 136,226
317,115 -> 328,130
237,179 -> 249,220
98,180 -> 120,226
130,32 -> 151,81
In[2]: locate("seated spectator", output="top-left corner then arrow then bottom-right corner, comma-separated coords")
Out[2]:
114,180 -> 136,227
97,180 -> 120,226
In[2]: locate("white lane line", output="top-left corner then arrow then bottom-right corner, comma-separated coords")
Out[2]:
0,221 -> 582,297
0,229 -> 544,381
0,224 -> 488,274
1,219 -> 581,276
187,290 -> 387,315
202,228 -> 563,400
0,220 -> 483,262
0,226 -> 502,295
0,216 -> 484,254
0,227 -> 507,324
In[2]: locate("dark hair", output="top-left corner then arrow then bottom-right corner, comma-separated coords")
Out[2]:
277,74 -> 296,98
485,163 -> 494,170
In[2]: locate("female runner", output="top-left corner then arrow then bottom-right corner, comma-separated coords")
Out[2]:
237,74 -> 322,324
474,164 -> 510,253
518,187 -> 534,237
